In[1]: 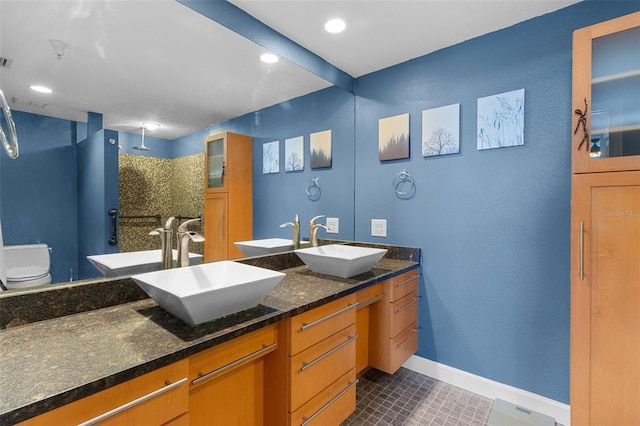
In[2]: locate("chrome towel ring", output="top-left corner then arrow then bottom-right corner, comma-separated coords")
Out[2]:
306,177 -> 321,201
393,169 -> 416,199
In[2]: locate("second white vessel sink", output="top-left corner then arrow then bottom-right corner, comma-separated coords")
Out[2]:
131,261 -> 285,326
294,244 -> 388,278
234,238 -> 296,257
87,249 -> 203,277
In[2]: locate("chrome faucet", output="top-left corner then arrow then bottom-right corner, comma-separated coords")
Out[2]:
280,214 -> 301,249
176,218 -> 205,268
149,216 -> 176,269
309,215 -> 330,247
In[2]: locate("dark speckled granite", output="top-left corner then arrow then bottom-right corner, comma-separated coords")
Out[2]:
0,243 -> 419,424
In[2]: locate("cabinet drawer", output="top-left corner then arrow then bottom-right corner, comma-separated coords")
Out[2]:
389,322 -> 419,374
390,290 -> 419,338
356,283 -> 384,308
18,360 -> 189,426
390,270 -> 419,301
189,324 -> 277,387
289,324 -> 357,411
289,294 -> 356,355
290,368 -> 357,426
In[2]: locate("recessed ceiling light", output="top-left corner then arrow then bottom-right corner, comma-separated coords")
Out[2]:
30,85 -> 52,94
142,122 -> 160,131
324,18 -> 346,34
260,53 -> 279,64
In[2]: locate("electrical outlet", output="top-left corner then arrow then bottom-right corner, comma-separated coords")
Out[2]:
371,219 -> 387,237
326,217 -> 339,234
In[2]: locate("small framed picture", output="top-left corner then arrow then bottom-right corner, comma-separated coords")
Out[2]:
379,113 -> 410,161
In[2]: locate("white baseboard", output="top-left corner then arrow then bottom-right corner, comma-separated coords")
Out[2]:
402,355 -> 570,426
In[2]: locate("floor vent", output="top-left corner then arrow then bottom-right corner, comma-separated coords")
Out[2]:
488,399 -> 556,426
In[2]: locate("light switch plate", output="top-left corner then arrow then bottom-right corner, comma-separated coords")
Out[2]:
371,219 -> 387,237
326,217 -> 339,234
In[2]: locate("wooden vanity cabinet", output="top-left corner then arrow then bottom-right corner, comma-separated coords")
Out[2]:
188,324 -> 277,426
264,294 -> 358,426
203,132 -> 252,261
570,12 -> 640,426
355,283 -> 384,375
369,270 -> 420,374
17,360 -> 189,426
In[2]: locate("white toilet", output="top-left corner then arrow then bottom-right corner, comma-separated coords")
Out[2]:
3,243 -> 52,289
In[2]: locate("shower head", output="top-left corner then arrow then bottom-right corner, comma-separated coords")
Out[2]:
133,126 -> 152,151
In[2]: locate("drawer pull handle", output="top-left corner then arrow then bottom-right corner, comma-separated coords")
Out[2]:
300,335 -> 358,371
77,377 -> 187,426
301,379 -> 359,426
300,303 -> 356,331
394,296 -> 421,313
356,293 -> 384,309
396,327 -> 421,349
192,342 -> 278,385
394,274 -> 420,287
579,221 -> 584,281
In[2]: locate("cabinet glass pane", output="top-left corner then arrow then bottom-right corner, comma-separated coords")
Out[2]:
590,27 -> 640,159
207,138 -> 224,188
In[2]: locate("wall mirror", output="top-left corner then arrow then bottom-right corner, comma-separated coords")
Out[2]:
0,0 -> 355,291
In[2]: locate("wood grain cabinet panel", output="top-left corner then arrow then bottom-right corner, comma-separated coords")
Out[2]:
570,12 -> 640,426
203,132 -> 252,261
188,324 -> 277,426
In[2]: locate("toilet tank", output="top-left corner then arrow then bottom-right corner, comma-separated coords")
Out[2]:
4,243 -> 50,269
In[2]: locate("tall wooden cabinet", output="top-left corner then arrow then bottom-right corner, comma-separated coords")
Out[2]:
570,12 -> 640,426
203,132 -> 252,262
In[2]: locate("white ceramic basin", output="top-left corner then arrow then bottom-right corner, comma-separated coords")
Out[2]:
87,250 -> 203,277
294,244 -> 388,278
131,261 -> 285,326
234,238 -> 295,257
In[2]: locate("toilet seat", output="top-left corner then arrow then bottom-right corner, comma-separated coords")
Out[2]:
5,266 -> 51,288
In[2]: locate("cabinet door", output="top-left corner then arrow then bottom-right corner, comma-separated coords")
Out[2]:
571,171 -> 640,426
205,134 -> 227,192
572,12 -> 640,173
204,193 -> 228,262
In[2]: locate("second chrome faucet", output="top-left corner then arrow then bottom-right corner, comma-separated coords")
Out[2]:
150,216 -> 204,268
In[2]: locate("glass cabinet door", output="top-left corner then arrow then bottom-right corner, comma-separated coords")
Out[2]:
207,136 -> 225,190
572,12 -> 640,173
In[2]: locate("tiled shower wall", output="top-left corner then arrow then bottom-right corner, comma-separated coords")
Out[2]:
118,153 -> 204,254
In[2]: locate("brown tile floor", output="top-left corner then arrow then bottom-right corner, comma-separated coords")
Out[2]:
343,367 -> 493,426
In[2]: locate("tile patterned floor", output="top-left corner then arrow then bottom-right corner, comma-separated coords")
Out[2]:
343,368 -> 493,426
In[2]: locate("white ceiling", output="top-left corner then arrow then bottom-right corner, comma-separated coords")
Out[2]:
0,0 -> 580,140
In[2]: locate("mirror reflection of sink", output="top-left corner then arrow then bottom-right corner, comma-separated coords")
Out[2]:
131,261 -> 286,326
234,238 -> 297,257
87,250 -> 203,277
294,244 -> 388,278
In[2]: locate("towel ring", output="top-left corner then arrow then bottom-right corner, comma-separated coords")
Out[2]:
393,169 -> 416,199
306,177 -> 321,201
0,89 -> 19,159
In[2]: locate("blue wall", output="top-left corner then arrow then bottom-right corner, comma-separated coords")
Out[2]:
354,1 -> 638,404
209,86 -> 356,241
0,112 -> 78,283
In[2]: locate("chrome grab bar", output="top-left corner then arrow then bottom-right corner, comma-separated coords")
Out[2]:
0,89 -> 19,159
77,377 -> 187,426
300,335 -> 358,371
192,342 -> 278,385
300,303 -> 356,331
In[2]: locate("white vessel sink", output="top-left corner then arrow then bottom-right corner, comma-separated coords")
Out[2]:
294,244 -> 388,278
131,261 -> 285,326
87,250 -> 203,277
234,238 -> 296,257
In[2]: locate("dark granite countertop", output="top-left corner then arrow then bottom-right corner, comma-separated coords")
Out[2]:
0,244 -> 419,424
